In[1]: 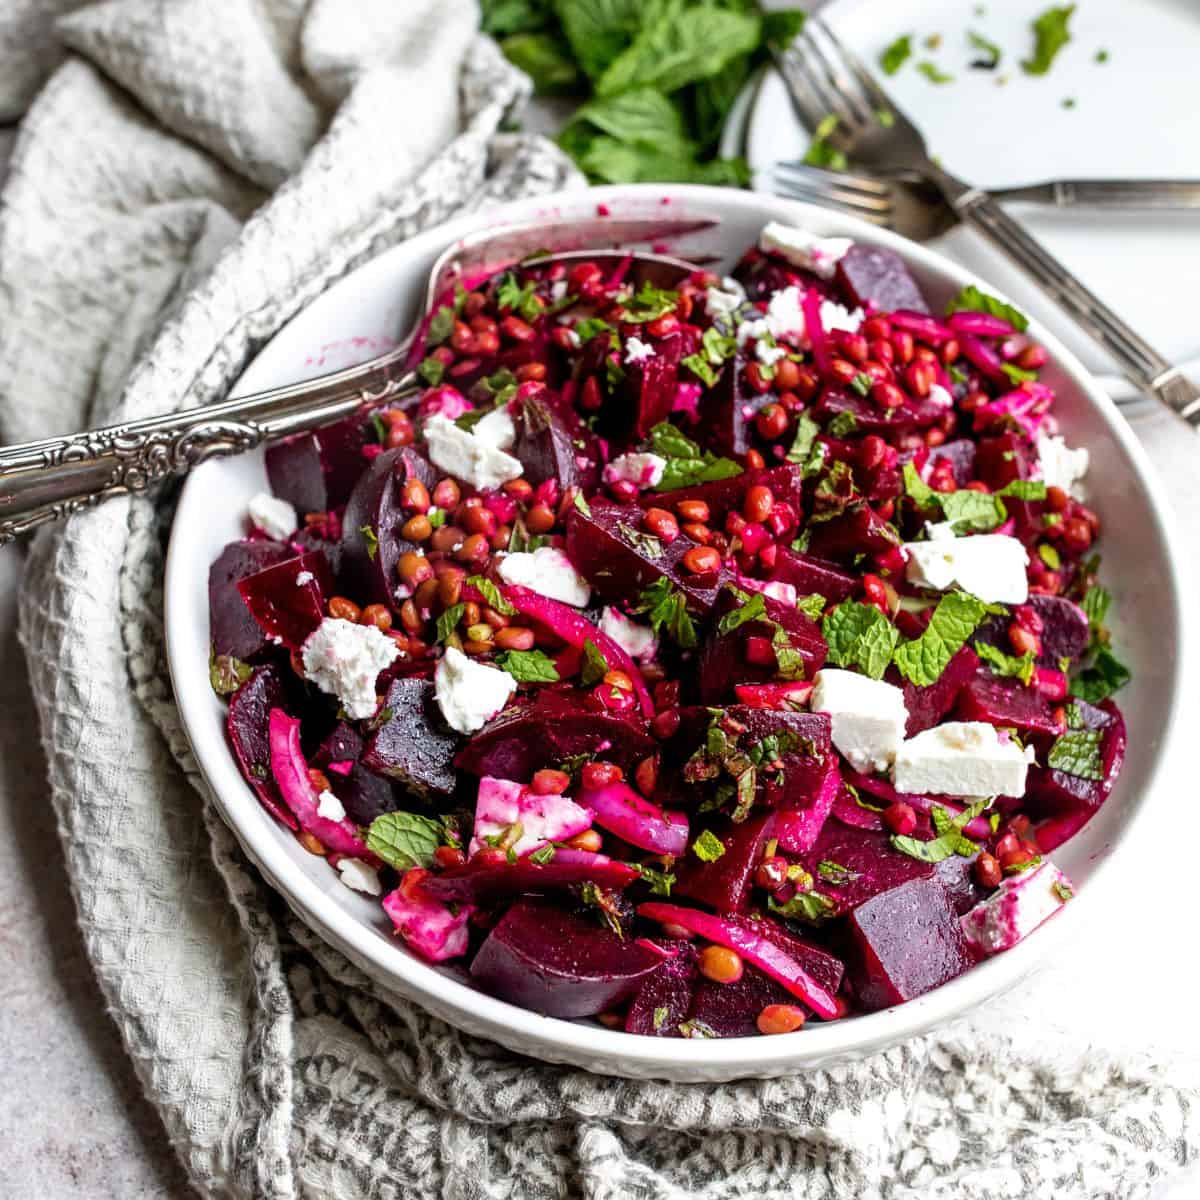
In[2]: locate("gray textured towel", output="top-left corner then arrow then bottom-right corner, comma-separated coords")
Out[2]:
4,2 -> 1198,1196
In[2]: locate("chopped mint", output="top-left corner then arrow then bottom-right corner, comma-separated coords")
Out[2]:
467,575 -> 516,616
787,413 -> 824,477
692,829 -> 726,862
653,1006 -> 669,1031
634,577 -> 698,649
209,651 -> 252,696
495,648 -> 560,682
917,61 -> 955,84
359,525 -> 379,561
796,593 -> 826,622
417,357 -> 446,386
937,489 -> 1007,532
716,589 -> 768,636
945,284 -> 1030,332
893,591 -> 994,686
892,799 -> 987,863
1047,727 -> 1103,780
1001,362 -> 1038,385
1070,647 -> 1130,703
638,865 -> 676,896
801,113 -> 848,170
822,600 -> 900,680
848,374 -> 873,400
616,521 -> 665,560
366,811 -> 444,870
975,641 -> 1036,687
529,844 -> 557,865
880,34 -> 913,75
1094,48 -> 1109,64
1038,543 -> 1062,570
681,353 -> 718,387
968,30 -> 1001,69
495,272 -> 543,322
1022,4 -> 1075,76
768,889 -> 836,923
426,305 -> 455,347
580,638 -> 609,687
435,602 -> 466,644
572,491 -> 592,518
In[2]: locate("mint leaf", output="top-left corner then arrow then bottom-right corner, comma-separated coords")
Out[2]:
580,638 -> 609,687
917,61 -> 954,84
945,284 -> 1030,332
701,325 -> 737,364
634,578 -> 698,649
648,422 -> 701,460
554,0 -> 646,80
768,889 -> 836,923
366,811 -> 443,870
435,603 -> 465,644
656,454 -> 741,492
880,34 -> 913,75
209,652 -> 252,696
1080,584 -> 1111,628
467,575 -> 516,616
998,479 -> 1047,501
975,641 -> 1036,686
481,0 -> 551,38
893,591 -> 991,686
359,525 -> 379,561
500,31 -> 580,93
796,593 -> 826,621
938,490 -> 1007,533
1070,647 -> 1130,703
681,352 -> 717,387
638,865 -> 675,896
1038,543 -> 1062,570
786,413 -> 823,477
691,828 -> 726,862
426,305 -> 455,347
417,357 -> 446,387
822,601 -> 899,680
575,317 -> 614,343
891,799 -> 987,863
495,648 -> 560,682
902,461 -> 937,509
1023,4 -> 1075,75
802,114 -> 848,170
717,589 -> 767,636
495,272 -> 543,322
1047,727 -> 1102,779
565,87 -> 692,152
968,29 -> 1002,69
1001,362 -> 1038,386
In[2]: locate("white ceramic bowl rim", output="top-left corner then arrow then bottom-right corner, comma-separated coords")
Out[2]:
165,183 -> 1185,1077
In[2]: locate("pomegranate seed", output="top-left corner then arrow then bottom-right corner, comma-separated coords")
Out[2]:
645,313 -> 679,337
871,381 -> 906,410
858,434 -> 887,470
905,361 -> 934,398
828,357 -> 860,386
773,358 -> 801,391
1009,625 -> 1041,657
891,329 -> 915,363
755,403 -> 789,440
974,852 -> 1002,889
883,802 -> 917,836
634,755 -> 659,797
500,315 -> 535,342
744,362 -> 773,394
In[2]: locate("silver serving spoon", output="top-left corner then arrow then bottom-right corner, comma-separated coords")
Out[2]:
0,217 -> 709,545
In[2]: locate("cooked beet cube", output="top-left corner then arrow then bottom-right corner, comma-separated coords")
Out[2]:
815,386 -> 949,435
893,645 -> 979,736
265,415 -> 374,515
971,594 -> 1090,671
1026,698 -> 1126,816
227,664 -> 297,829
673,812 -> 776,913
453,689 -> 657,781
767,546 -> 856,603
933,852 -> 987,917
512,395 -> 596,492
688,965 -> 793,1037
955,672 -> 1061,739
625,944 -> 697,1037
847,875 -> 973,1011
974,433 -> 1034,489
835,243 -> 929,314
800,823 -> 933,916
209,539 -> 291,660
624,330 -> 685,441
361,677 -> 460,801
339,447 -> 432,609
804,504 -> 901,563
312,722 -> 399,826
774,755 -> 839,855
236,550 -> 333,650
700,352 -> 773,456
469,898 -> 665,1018
566,496 -> 727,613
924,438 -> 976,486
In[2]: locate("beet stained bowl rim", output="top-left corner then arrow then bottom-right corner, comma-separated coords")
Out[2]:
164,184 -> 1185,1081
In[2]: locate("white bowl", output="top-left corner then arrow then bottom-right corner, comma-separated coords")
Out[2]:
164,184 -> 1184,1082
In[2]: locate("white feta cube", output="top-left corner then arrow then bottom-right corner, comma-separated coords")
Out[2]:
599,606 -> 658,663
433,646 -> 517,734
497,545 -> 591,607
316,790 -> 346,822
961,860 -> 1073,955
603,452 -> 666,490
336,857 -> 382,897
758,221 -> 853,280
1036,432 -> 1089,498
818,299 -> 865,335
624,336 -> 655,363
473,404 -> 517,451
893,721 -> 1035,798
811,669 -> 909,774
737,285 -> 806,348
301,618 -> 400,720
422,413 -> 523,491
468,776 -> 593,857
903,526 -> 1029,604
247,492 -> 297,541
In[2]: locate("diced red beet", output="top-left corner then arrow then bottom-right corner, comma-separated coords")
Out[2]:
800,823 -> 933,916
768,546 -> 856,603
265,415 -> 374,515
566,496 -> 728,614
805,504 -> 901,563
360,677 -> 460,800
642,463 -> 804,523
1026,698 -> 1126,816
469,898 -> 666,1018
625,943 -> 697,1037
701,352 -> 773,456
687,965 -> 793,1037
623,331 -> 685,442
974,433 -> 1034,489
835,243 -> 930,314
227,665 -> 297,829
891,645 -> 979,736
925,438 -> 977,487
512,395 -> 598,493
774,755 -> 839,854
453,688 -> 656,781
831,779 -> 884,831
421,853 -> 640,907
236,550 -> 333,651
732,254 -> 809,303
673,811 -> 776,913
955,672 -> 1061,739
696,589 -> 827,703
338,447 -> 429,609
734,681 -> 814,710
312,722 -> 399,827
209,539 -> 291,660
933,853 -> 988,917
971,594 -> 1090,671
815,387 -> 948,435
846,875 -> 973,1011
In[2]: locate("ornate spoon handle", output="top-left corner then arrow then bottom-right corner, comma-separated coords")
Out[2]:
0,348 -> 418,545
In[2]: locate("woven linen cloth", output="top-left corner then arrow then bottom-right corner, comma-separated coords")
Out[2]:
4,3 -> 1199,1196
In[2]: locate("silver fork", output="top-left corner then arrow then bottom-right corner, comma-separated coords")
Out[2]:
0,216 -> 709,544
776,20 -> 1200,427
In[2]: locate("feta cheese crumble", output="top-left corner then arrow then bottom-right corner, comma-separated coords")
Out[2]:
301,618 -> 400,720
818,298 -> 865,335
497,545 -> 591,606
756,339 -> 787,366
599,606 -> 658,663
295,570 -> 314,587
602,451 -> 666,490
316,790 -> 346,822
337,858 -> 383,896
1036,432 -> 1089,498
473,404 -> 517,451
961,860 -> 1073,955
422,413 -> 523,491
434,646 -> 517,734
893,721 -> 1035,798
247,492 -> 297,541
737,285 -> 806,348
705,284 -> 745,320
811,669 -> 909,774
759,221 -> 853,280
903,524 -> 1029,605
624,336 -> 655,363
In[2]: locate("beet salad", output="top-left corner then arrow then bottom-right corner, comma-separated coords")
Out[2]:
209,221 -> 1129,1038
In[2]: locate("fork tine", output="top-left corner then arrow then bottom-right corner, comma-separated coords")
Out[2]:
771,162 -> 893,201
770,178 -> 893,228
803,22 -> 877,127
769,169 -> 894,216
776,43 -> 858,133
813,19 -> 898,120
